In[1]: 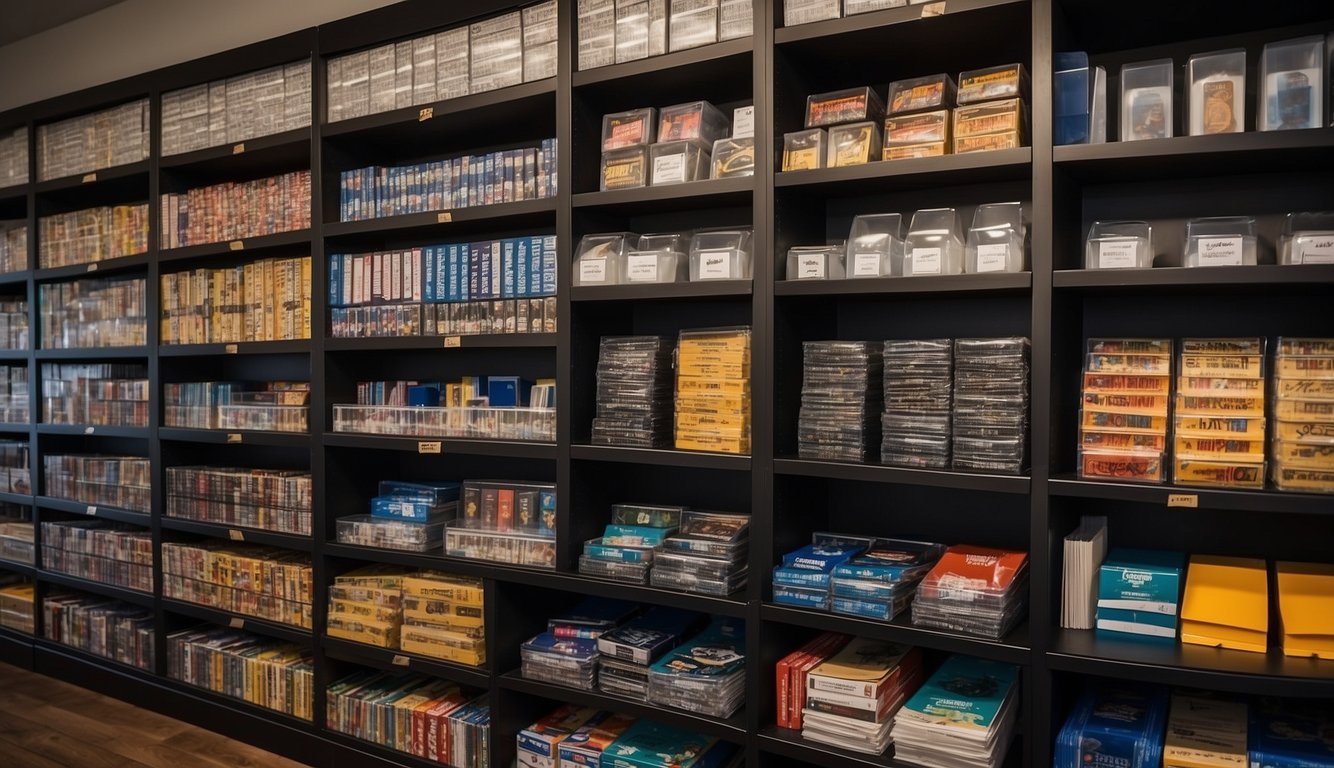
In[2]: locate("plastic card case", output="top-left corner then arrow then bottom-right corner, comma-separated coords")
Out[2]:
689,230 -> 753,280
784,0 -> 840,26
523,1 -> 559,81
711,137 -> 755,178
1279,212 -> 1334,265
575,232 -> 635,286
782,129 -> 827,171
335,515 -> 446,552
447,524 -> 556,568
888,74 -> 956,116
578,0 -> 616,71
846,213 -> 905,278
603,108 -> 656,151
1188,49 -> 1246,135
331,404 -> 556,441
1085,221 -> 1153,269
0,520 -> 34,565
1173,338 -> 1267,488
469,11 -> 523,93
903,208 -> 964,276
1183,216 -> 1258,267
1272,338 -> 1334,493
773,583 -> 830,610
668,0 -> 720,52
625,233 -> 689,283
952,98 -> 1026,153
601,146 -> 649,191
718,0 -> 751,40
957,63 -> 1029,105
1121,59 -> 1174,141
883,110 -> 951,159
965,202 -> 1026,273
649,139 -> 711,185
1077,338 -> 1172,483
579,554 -> 650,583
1053,52 -> 1105,145
805,87 -> 886,128
658,101 -> 730,144
827,122 -> 882,167
614,0 -> 666,64
1261,36 -> 1325,131
217,404 -> 308,433
787,245 -> 846,280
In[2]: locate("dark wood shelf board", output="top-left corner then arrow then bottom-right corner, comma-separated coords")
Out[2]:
35,424 -> 149,438
572,280 -> 752,302
157,427 -> 311,448
1053,265 -> 1334,293
34,346 -> 148,360
161,599 -> 313,645
0,271 -> 27,286
0,559 -> 35,577
322,198 -> 557,244
321,636 -> 490,688
570,444 -> 752,470
158,128 -> 311,172
0,183 -> 25,203
34,160 -> 150,196
321,543 -> 561,588
1054,129 -> 1334,183
322,78 -> 557,139
572,176 -> 754,214
33,252 -> 149,282
36,496 -> 151,526
322,432 -> 557,459
775,149 -> 1032,196
775,0 -> 1026,45
159,517 -> 313,551
0,490 -> 34,506
757,727 -> 902,768
158,339 -> 312,357
159,229 -> 312,264
777,272 -> 1031,297
561,573 -> 749,617
774,458 -> 1030,494
1049,476 -> 1334,516
38,571 -> 154,607
324,332 -> 556,352
573,38 -> 753,89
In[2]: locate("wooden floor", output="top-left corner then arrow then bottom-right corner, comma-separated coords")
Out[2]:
0,662 -> 312,768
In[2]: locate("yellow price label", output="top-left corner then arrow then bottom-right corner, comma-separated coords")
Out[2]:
443,336 -> 462,348
224,344 -> 239,354
391,654 -> 410,667
1167,493 -> 1199,508
920,1 -> 946,17
226,433 -> 243,443
229,618 -> 244,629
82,172 -> 97,183
418,441 -> 442,454
419,107 -> 434,122
232,142 -> 245,155
87,262 -> 99,272
436,211 -> 452,224
228,529 -> 245,542
229,240 -> 244,251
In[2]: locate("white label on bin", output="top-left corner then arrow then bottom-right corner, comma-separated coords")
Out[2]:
796,254 -> 826,279
852,252 -> 881,277
1198,237 -> 1242,266
911,247 -> 941,275
697,250 -> 732,279
976,244 -> 1010,273
578,257 -> 607,283
1299,239 -> 1334,264
626,253 -> 659,282
652,153 -> 685,184
732,106 -> 755,139
1098,241 -> 1137,269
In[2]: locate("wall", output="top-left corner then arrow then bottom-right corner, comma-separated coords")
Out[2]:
0,0 -> 403,112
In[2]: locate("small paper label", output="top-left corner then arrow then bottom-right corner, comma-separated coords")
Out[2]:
85,505 -> 97,516
443,336 -> 462,348
419,107 -> 434,122
921,2 -> 946,17
228,529 -> 244,541
1167,493 -> 1199,508
652,153 -> 686,184
579,257 -> 608,283
697,250 -> 732,279
232,143 -> 245,155
626,253 -> 659,282
732,106 -> 755,139
437,212 -> 452,223
852,252 -> 882,277
229,618 -> 244,629
82,172 -> 97,183
911,247 -> 942,275
391,654 -> 410,667
1197,237 -> 1242,266
84,426 -> 94,435
224,344 -> 238,354
1098,241 -> 1138,269
87,262 -> 98,272
976,244 -> 1010,273
418,441 -> 442,454
1298,239 -> 1334,264
229,240 -> 244,251
797,254 -> 826,279
226,433 -> 242,443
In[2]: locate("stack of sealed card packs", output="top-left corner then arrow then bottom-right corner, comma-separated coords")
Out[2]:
596,607 -> 705,700
650,510 -> 750,596
772,533 -> 873,612
335,480 -> 459,552
913,545 -> 1029,639
592,336 -> 676,448
520,597 -> 638,690
830,539 -> 947,621
647,617 -> 746,718
801,637 -> 924,755
579,503 -> 683,584
798,341 -> 882,462
1054,683 -> 1168,768
881,339 -> 953,468
891,655 -> 1020,768
951,337 -> 1029,474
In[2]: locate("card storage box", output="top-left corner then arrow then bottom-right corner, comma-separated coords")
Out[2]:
957,63 -> 1029,105
887,74 -> 956,116
469,11 -> 523,93
711,137 -> 755,178
1188,49 -> 1246,135
965,202 -> 1026,273
718,0 -> 751,40
847,213 -> 906,278
782,129 -> 828,171
1279,211 -> 1334,265
575,232 -> 635,286
601,146 -> 649,190
827,122 -> 882,167
578,0 -> 617,70
845,0 -> 907,12
953,98 -> 1026,153
1121,59 -> 1174,141
784,0 -> 840,26
522,1 -> 559,81
883,110 -> 951,159
1182,216 -> 1258,267
1261,36 -> 1326,131
689,229 -> 753,280
625,249 -> 688,283
1085,221 -> 1153,269
603,108 -> 656,150
649,139 -> 711,185
668,0 -> 720,52
335,514 -> 446,552
615,0 -> 656,64
787,244 -> 847,280
903,208 -> 964,276
806,87 -> 886,128
658,101 -> 730,144
1054,52 -> 1106,145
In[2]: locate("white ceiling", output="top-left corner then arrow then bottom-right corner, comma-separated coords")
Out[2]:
0,0 -> 128,46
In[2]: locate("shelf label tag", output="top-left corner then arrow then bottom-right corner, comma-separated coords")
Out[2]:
87,262 -> 99,272
436,211 -> 452,224
391,654 -> 410,667
82,172 -> 97,184
921,1 -> 946,17
84,426 -> 95,435
419,107 -> 434,122
852,252 -> 882,277
976,244 -> 1010,273
1167,493 -> 1199,508
232,143 -> 245,155
224,343 -> 239,354
226,433 -> 243,443
85,505 -> 97,516
443,336 -> 462,348
229,240 -> 244,251
228,529 -> 245,542
229,618 -> 244,629
418,441 -> 442,454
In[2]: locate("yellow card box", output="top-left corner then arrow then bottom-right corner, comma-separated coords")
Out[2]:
1176,436 -> 1266,460
1086,353 -> 1172,375
404,616 -> 486,639
953,98 -> 1024,139
1079,449 -> 1165,482
1174,415 -> 1266,439
1178,376 -> 1264,395
1082,372 -> 1172,394
1180,555 -> 1268,654
1080,429 -> 1166,453
1277,561 -> 1334,659
400,624 -> 486,654
678,344 -> 750,361
327,618 -> 400,648
399,637 -> 485,667
329,599 -> 400,624
1089,339 -> 1173,355
1276,378 -> 1334,399
1173,459 -> 1265,489
1163,693 -> 1249,768
884,110 -> 950,146
677,354 -> 752,372
1181,338 -> 1263,356
1179,354 -> 1263,378
1080,409 -> 1167,434
1279,338 -> 1334,356
675,433 -> 751,454
675,411 -> 751,431
402,597 -> 485,628
1275,419 -> 1334,443
954,131 -> 1021,154
1175,394 -> 1266,417
884,143 -> 948,160
1081,392 -> 1169,415
676,376 -> 750,395
1274,465 -> 1334,492
1275,398 -> 1334,422
400,575 -> 484,605
1277,356 -> 1334,379
1273,441 -> 1334,470
329,584 -> 402,608
678,361 -> 750,380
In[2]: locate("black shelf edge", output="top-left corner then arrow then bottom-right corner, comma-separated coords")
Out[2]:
1048,475 -> 1334,515
159,516 -> 313,551
323,731 -> 459,768
774,0 -> 1025,45
1048,630 -> 1334,698
159,229 -> 313,264
34,639 -> 158,681
321,636 -> 490,688
572,176 -> 754,213
324,332 -> 557,352
0,489 -> 34,506
161,598 -> 313,645
776,272 -> 1031,297
561,573 -> 750,617
164,678 -> 316,733
570,444 -> 752,470
774,149 -> 1032,194
323,432 -> 558,459
321,78 -> 557,138
1053,265 -> 1334,292
762,604 -> 1031,665
157,427 -> 311,448
572,38 -> 753,88
497,670 -> 749,740
572,280 -> 753,302
38,571 -> 154,606
0,348 -> 29,360
34,345 -> 149,360
34,160 -> 150,195
36,496 -> 151,526
33,252 -> 149,282
774,458 -> 1030,494
158,339 -> 312,356
158,127 -> 311,170
322,542 -> 560,588
0,183 -> 25,202
0,422 -> 30,434
0,627 -> 34,668
35,423 -> 149,438
0,558 -> 35,577
0,271 -> 27,286
322,197 -> 558,240
1053,128 -> 1334,182
758,726 -> 901,768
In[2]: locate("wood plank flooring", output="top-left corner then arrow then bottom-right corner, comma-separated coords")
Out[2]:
0,662 -> 313,768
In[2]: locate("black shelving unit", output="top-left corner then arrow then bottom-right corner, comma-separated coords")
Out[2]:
0,2 -> 1329,768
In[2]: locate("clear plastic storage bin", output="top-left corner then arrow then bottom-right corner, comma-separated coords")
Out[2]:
1279,211 -> 1334,265
883,109 -> 951,159
626,233 -> 689,283
827,122 -> 881,167
805,87 -> 886,128
786,244 -> 846,280
658,100 -> 730,144
649,139 -> 711,185
602,108 -> 656,150
1085,221 -> 1153,269
1188,49 -> 1246,135
600,146 -> 648,190
689,229 -> 753,280
887,74 -> 956,115
903,208 -> 964,276
965,202 -> 1026,273
1121,59 -> 1174,141
573,232 -> 635,286
1260,36 -> 1325,131
782,128 -> 827,171
711,137 -> 755,178
957,63 -> 1028,105
847,213 -> 906,278
1183,216 -> 1258,267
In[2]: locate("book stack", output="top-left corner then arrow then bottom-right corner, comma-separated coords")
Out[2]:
596,607 -> 705,700
651,510 -> 750,596
1163,691 -> 1248,768
326,671 -> 486,767
830,539 -> 946,622
1054,683 -> 1168,768
520,597 -> 638,690
580,503 -> 683,584
913,545 -> 1028,639
1059,515 -> 1108,630
0,579 -> 33,634
591,336 -> 675,448
166,627 -> 314,720
891,655 -> 1020,768
797,340 -> 882,462
647,617 -> 746,718
800,637 -> 924,755
881,339 -> 953,468
951,337 -> 1029,474
775,632 -> 850,730
1096,548 -> 1185,641
1271,338 -> 1334,493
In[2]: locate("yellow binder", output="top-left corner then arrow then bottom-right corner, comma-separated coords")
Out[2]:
1277,561 -> 1334,660
1179,555 -> 1268,654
